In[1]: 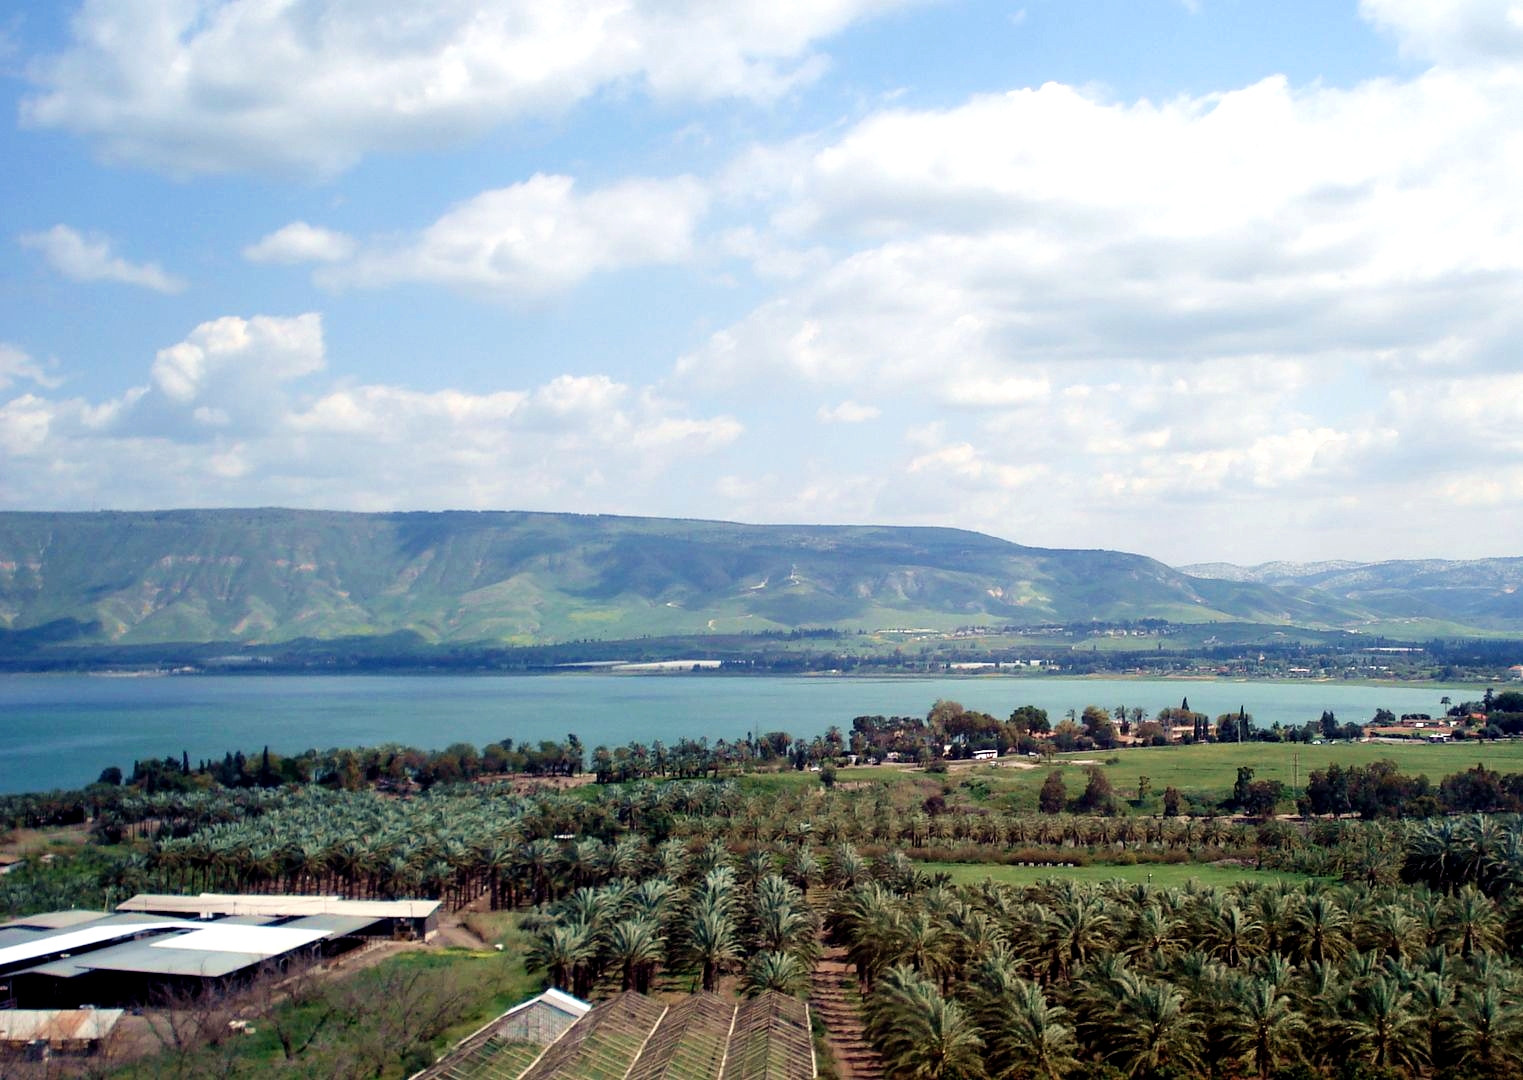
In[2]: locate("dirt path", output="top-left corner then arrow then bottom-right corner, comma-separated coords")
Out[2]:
436,910 -> 491,950
809,946 -> 883,1080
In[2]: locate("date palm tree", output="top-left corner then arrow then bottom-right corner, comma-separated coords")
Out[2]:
1099,976 -> 1203,1079
974,974 -> 1076,1080
1447,884 -> 1503,958
606,917 -> 664,993
685,904 -> 740,992
1223,975 -> 1309,1078
865,965 -> 986,1080
1291,893 -> 1351,966
526,922 -> 591,993
739,950 -> 811,997
1348,974 -> 1427,1072
1456,982 -> 1523,1071
1041,893 -> 1113,981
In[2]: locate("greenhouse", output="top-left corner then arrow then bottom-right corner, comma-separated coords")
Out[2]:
415,990 -> 815,1080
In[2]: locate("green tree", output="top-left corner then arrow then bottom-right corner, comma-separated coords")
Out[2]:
1039,771 -> 1067,815
1224,976 -> 1309,1078
867,966 -> 987,1080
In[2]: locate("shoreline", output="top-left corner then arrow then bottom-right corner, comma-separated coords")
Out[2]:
0,667 -> 1497,692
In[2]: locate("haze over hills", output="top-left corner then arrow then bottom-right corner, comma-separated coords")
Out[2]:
0,509 -> 1383,650
1181,558 -> 1523,631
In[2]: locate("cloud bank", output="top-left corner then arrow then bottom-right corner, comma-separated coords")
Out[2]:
20,0 -> 912,177
0,313 -> 741,512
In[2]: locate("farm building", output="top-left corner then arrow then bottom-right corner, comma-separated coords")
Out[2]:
413,989 -> 816,1080
0,896 -> 433,1008
0,1008 -> 124,1058
115,893 -> 440,940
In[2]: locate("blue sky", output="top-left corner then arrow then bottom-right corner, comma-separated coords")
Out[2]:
2,0 -> 1521,565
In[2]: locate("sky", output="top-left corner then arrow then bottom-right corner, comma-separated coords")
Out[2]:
2,0 -> 1521,568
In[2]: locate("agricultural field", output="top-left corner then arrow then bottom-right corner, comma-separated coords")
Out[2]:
935,739 -> 1523,809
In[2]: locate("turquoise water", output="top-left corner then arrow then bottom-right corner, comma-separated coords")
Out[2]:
0,673 -> 1478,794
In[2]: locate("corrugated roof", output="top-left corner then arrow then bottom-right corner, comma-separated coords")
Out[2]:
0,921 -> 202,971
0,1009 -> 124,1044
279,913 -> 385,936
119,893 -> 440,919
0,910 -> 111,931
72,940 -> 267,979
16,955 -> 94,979
150,925 -> 329,957
0,928 -> 49,950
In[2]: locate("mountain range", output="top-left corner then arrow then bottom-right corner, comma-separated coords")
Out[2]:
0,509 -> 1517,651
1180,558 -> 1523,630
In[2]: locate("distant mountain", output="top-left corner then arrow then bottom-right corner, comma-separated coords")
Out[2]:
1181,557 -> 1523,630
1178,560 -> 1366,584
0,509 -> 1371,649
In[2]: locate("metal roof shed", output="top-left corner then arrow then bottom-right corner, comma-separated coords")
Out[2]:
118,893 -> 441,939
0,1009 -> 124,1054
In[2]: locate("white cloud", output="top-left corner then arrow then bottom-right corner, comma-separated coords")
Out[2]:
0,345 -> 61,391
149,313 -> 325,406
906,441 -> 1044,489
671,57 -> 1523,560
0,312 -> 742,513
941,375 -> 1049,408
1360,0 -> 1523,66
817,400 -> 880,423
323,174 -> 708,298
20,0 -> 913,177
631,415 -> 743,450
243,222 -> 357,264
18,225 -> 185,293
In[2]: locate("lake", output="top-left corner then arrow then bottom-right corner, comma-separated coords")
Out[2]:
0,673 -> 1483,795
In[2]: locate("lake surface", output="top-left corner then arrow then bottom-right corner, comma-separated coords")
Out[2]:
0,673 -> 1481,794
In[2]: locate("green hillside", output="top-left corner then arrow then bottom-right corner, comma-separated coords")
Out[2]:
1183,557 -> 1523,630
0,509 -> 1375,648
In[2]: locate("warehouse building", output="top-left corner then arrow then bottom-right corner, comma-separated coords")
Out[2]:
116,893 -> 440,941
1,894 -> 438,1008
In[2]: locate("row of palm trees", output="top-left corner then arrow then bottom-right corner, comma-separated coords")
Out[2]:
840,873 -> 1523,1078
522,847 -> 823,1001
109,779 -> 1523,925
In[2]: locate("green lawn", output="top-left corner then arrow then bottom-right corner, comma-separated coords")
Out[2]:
919,860 -> 1310,889
734,766 -> 887,793
964,740 -> 1523,808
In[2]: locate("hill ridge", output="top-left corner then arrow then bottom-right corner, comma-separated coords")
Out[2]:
0,508 -> 1460,649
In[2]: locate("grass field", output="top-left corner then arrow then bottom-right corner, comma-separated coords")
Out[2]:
731,740 -> 1523,812
959,740 -> 1523,809
919,860 -> 1311,889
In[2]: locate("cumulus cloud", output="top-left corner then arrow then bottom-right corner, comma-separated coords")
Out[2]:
243,222 -> 357,264
662,48 -> 1523,560
150,314 -> 325,403
19,0 -> 912,177
715,67 -> 1523,345
321,174 -> 708,299
18,225 -> 186,293
0,312 -> 742,512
